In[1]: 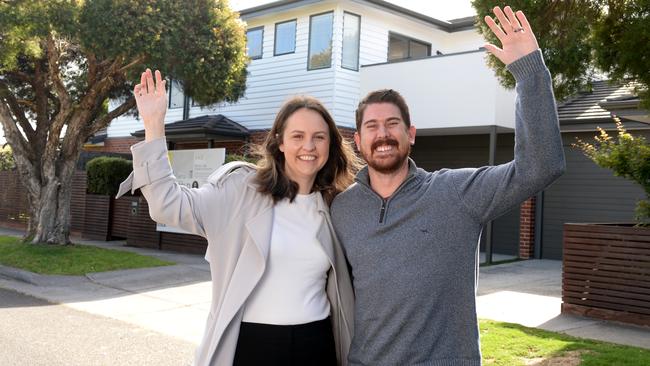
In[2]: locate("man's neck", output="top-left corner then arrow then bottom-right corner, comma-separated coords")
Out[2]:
367,159 -> 410,199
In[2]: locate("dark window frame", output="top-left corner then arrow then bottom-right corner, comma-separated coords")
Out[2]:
246,26 -> 264,60
387,32 -> 431,62
307,11 -> 334,71
341,11 -> 361,71
168,79 -> 184,110
273,19 -> 297,56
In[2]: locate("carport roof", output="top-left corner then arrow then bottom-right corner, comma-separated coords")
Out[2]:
132,114 -> 249,140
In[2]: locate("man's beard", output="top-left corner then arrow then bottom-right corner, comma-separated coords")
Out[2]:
360,137 -> 410,174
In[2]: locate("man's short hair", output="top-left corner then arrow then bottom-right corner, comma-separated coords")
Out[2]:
355,89 -> 411,131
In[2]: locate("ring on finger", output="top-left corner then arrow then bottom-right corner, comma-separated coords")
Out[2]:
513,27 -> 524,33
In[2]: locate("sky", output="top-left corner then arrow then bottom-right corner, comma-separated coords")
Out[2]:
231,0 -> 477,21
0,1 -> 476,145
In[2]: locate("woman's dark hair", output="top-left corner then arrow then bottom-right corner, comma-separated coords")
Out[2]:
254,96 -> 360,205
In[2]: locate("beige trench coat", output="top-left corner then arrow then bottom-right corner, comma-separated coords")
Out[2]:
117,138 -> 354,366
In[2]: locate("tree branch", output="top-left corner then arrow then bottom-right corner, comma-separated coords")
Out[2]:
87,52 -> 98,87
91,97 -> 136,135
46,35 -> 72,137
0,99 -> 37,180
0,81 -> 35,141
118,55 -> 145,73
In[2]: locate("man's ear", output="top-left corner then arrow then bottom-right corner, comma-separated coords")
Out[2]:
354,131 -> 361,150
408,125 -> 416,145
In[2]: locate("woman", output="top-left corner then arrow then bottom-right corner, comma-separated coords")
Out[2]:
117,69 -> 357,365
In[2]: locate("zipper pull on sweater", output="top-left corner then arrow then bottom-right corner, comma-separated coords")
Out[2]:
379,199 -> 387,223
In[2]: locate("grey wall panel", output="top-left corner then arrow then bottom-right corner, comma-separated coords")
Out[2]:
411,133 -> 520,256
541,131 -> 649,259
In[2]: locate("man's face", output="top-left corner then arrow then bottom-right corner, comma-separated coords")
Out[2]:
355,102 -> 416,174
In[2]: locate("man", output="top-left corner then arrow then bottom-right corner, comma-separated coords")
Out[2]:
331,6 -> 565,366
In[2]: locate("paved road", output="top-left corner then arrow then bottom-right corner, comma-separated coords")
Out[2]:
0,287 -> 196,366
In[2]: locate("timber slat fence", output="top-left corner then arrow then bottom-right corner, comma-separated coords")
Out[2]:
562,223 -> 650,326
0,170 -> 207,253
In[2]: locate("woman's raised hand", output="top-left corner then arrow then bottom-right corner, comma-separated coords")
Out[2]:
134,69 -> 167,142
483,6 -> 539,65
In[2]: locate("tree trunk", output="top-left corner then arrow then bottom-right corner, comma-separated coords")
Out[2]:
24,160 -> 77,245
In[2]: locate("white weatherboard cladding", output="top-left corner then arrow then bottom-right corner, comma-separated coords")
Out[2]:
360,50 -> 516,131
106,0 -> 487,137
199,2 -> 340,130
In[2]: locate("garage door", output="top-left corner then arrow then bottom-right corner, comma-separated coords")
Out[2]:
541,132 -> 647,259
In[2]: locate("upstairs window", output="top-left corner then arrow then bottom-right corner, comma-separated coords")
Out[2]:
168,80 -> 184,109
342,12 -> 361,71
274,19 -> 296,55
246,27 -> 264,59
388,33 -> 431,61
308,12 -> 334,70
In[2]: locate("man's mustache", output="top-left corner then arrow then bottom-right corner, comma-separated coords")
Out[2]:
371,138 -> 399,151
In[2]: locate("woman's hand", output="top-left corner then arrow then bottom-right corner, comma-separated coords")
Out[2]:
483,6 -> 539,65
134,69 -> 167,142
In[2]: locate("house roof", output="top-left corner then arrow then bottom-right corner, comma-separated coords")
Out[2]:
131,115 -> 250,140
239,0 -> 475,32
557,81 -> 650,131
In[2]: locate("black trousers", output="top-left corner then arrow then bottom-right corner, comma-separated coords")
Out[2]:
232,317 -> 337,366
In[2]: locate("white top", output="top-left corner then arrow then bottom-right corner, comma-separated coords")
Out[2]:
242,192 -> 331,325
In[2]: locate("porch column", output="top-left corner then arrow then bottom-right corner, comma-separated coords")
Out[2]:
484,126 -> 497,264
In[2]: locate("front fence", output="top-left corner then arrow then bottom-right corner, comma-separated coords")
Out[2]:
562,223 -> 650,326
0,170 -> 207,254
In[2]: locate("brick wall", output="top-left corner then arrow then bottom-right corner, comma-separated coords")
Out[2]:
84,137 -> 141,154
519,196 -> 536,259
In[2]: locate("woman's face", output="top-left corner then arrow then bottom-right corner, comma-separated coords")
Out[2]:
279,108 -> 331,191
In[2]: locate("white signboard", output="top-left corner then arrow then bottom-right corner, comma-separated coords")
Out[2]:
156,148 -> 226,234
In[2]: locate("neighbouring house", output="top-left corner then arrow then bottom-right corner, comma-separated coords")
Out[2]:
81,0 -> 649,259
540,81 -> 650,259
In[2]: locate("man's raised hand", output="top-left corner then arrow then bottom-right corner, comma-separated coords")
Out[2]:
483,6 -> 539,65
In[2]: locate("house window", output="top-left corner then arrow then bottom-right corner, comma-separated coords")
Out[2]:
342,12 -> 360,71
388,33 -> 431,61
308,12 -> 333,70
274,19 -> 296,56
169,80 -> 184,109
246,27 -> 264,59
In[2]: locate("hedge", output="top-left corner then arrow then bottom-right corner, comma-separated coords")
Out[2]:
86,156 -> 132,196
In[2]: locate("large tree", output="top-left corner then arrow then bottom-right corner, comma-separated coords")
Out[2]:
472,0 -> 649,105
0,0 -> 248,244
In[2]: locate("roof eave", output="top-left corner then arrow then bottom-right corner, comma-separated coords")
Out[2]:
239,0 -> 476,32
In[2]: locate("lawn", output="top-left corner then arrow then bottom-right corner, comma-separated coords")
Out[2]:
480,319 -> 650,365
0,236 -> 173,275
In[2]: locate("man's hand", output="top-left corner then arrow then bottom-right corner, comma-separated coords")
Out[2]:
483,6 -> 539,65
133,69 -> 167,142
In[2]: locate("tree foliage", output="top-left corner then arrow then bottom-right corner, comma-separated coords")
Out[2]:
0,145 -> 15,171
574,119 -> 650,225
471,0 -> 648,104
0,0 -> 248,244
592,0 -> 650,108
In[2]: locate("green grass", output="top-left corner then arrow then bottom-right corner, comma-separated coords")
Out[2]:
480,319 -> 650,365
0,236 -> 174,275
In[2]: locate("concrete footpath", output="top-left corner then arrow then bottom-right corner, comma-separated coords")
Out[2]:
1,227 -> 649,351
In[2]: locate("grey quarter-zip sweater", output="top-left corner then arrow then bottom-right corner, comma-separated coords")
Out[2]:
331,50 -> 565,366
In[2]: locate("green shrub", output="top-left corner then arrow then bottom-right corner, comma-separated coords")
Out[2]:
86,156 -> 132,196
574,118 -> 650,225
0,146 -> 15,171
225,153 -> 257,164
